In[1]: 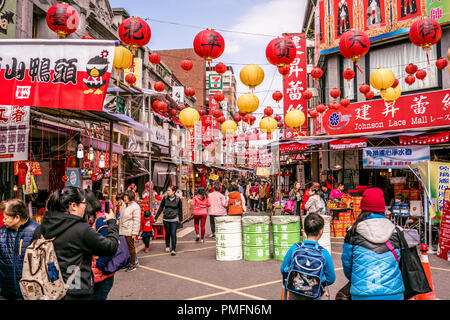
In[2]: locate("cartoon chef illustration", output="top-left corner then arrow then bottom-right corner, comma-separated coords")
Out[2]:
83,50 -> 109,95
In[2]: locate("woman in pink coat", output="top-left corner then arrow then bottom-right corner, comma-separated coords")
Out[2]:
207,184 -> 228,238
191,187 -> 211,243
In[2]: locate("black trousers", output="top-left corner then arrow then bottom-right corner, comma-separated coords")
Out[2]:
163,220 -> 178,251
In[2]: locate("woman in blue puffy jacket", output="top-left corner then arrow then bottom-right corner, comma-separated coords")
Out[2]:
341,187 -> 404,300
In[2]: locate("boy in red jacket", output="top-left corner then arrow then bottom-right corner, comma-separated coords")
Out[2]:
141,211 -> 155,252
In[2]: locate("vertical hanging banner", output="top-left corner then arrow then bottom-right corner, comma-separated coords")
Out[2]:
124,57 -> 142,88
0,105 -> 30,162
0,39 -> 115,111
282,33 -> 308,139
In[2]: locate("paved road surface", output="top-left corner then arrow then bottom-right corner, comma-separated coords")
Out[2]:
108,211 -> 450,300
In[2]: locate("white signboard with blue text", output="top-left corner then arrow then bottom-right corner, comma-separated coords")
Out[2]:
363,146 -> 430,169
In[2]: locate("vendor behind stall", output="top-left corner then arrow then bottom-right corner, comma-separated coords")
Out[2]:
329,183 -> 345,200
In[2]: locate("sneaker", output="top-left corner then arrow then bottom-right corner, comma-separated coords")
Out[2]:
165,247 -> 170,252
200,239 -> 204,243
208,233 -> 215,238
171,250 -> 176,256
195,235 -> 200,242
145,248 -> 149,252
212,234 -> 216,239
125,265 -> 137,272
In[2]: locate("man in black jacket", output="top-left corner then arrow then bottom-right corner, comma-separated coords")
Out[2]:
0,199 -> 39,300
32,187 -> 119,300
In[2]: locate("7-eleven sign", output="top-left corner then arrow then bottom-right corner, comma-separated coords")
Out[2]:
209,74 -> 222,90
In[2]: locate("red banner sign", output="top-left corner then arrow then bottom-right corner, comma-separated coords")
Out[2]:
321,90 -> 450,135
0,39 -> 115,111
280,143 -> 308,152
330,138 -> 367,150
438,188 -> 450,261
399,132 -> 449,145
282,33 -> 308,139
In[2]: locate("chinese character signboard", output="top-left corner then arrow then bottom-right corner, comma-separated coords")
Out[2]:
282,33 -> 308,139
318,0 -> 428,54
0,0 -> 15,39
438,188 -> 450,261
0,105 -> 29,162
363,145 -> 430,169
330,138 -> 367,150
321,89 -> 450,135
0,39 -> 115,111
124,57 -> 142,88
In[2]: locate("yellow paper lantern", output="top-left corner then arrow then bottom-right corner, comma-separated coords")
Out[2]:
259,116 -> 278,139
179,107 -> 200,128
221,120 -> 238,134
369,68 -> 395,90
380,86 -> 401,102
113,45 -> 133,74
240,64 -> 264,89
237,93 -> 259,114
285,109 -> 306,129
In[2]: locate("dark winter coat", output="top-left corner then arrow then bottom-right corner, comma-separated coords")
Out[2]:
0,219 -> 39,299
155,196 -> 183,222
32,211 -> 119,297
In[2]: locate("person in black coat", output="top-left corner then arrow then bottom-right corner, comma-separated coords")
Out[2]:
0,199 -> 39,300
32,187 -> 119,300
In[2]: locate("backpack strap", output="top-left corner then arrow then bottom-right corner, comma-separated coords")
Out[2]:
385,240 -> 399,264
65,257 -> 83,289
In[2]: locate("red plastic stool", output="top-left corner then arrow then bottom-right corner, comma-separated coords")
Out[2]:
153,224 -> 166,240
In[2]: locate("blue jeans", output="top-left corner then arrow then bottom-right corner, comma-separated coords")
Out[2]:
163,220 -> 178,251
92,276 -> 115,300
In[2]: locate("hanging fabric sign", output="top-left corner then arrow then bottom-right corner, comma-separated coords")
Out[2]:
399,132 -> 449,145
330,138 -> 367,150
0,39 -> 115,111
363,145 -> 430,169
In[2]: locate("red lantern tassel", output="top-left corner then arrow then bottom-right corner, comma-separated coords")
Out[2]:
355,62 -> 363,73
426,51 -> 430,65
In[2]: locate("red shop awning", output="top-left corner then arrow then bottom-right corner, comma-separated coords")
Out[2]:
330,138 -> 367,150
399,132 -> 449,145
171,117 -> 185,128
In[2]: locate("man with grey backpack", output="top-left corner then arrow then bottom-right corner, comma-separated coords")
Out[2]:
24,187 -> 119,300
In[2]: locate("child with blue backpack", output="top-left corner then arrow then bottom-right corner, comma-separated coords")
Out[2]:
280,213 -> 336,300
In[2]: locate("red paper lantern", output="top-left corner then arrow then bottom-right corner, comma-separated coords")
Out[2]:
213,92 -> 224,102
264,107 -> 274,116
185,87 -> 195,98
154,81 -> 165,92
177,104 -> 186,111
365,91 -> 374,100
339,30 -> 370,70
409,18 -> 441,63
198,109 -> 207,116
222,137 -> 226,141
405,74 -> 416,85
405,63 -> 418,74
278,64 -> 290,76
308,109 -> 319,118
223,143 -> 226,147
242,114 -> 250,123
125,73 -> 136,85
391,79 -> 399,88
436,57 -> 448,70
149,52 -> 161,65
311,67 -> 323,80
82,35 -> 93,40
204,118 -> 212,127
159,101 -> 168,113
193,29 -> 225,63
238,110 -> 247,117
302,90 -> 313,101
233,115 -> 241,122
180,58 -> 193,72
215,62 -> 227,74
217,116 -> 226,123
266,37 -> 297,67
340,98 -> 350,108
118,17 -> 151,51
343,68 -> 355,82
416,69 -> 427,80
316,104 -> 327,113
46,3 -> 80,38
213,109 -> 223,118
359,83 -> 371,94
249,115 -> 256,123
328,102 -> 340,110
245,145 -> 249,150
272,91 -> 283,102
169,108 -> 177,117
274,115 -> 282,121
330,88 -> 341,99
277,122 -> 284,128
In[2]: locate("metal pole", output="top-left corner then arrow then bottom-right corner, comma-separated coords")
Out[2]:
108,120 -> 113,205
147,99 -> 152,206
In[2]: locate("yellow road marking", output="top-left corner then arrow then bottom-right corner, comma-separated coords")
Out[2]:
138,264 -> 266,300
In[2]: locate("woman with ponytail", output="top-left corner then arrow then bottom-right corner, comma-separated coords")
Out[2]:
191,187 -> 210,243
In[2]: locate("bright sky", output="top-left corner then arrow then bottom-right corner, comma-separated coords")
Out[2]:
109,0 -> 307,143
